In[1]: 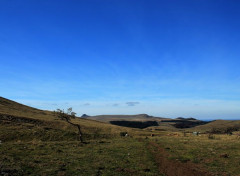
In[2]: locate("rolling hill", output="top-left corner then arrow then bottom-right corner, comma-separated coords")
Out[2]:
1,97 -> 240,175
85,114 -> 211,129
85,114 -> 167,122
191,119 -> 240,133
0,97 -> 141,142
1,96 -> 239,133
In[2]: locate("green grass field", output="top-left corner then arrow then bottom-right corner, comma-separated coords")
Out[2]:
149,132 -> 240,176
0,138 -> 160,176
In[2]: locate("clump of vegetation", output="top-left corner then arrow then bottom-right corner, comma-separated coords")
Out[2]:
120,132 -> 128,137
209,125 -> 240,135
224,126 -> 240,135
183,131 -> 187,137
173,120 -> 208,128
208,133 -> 215,139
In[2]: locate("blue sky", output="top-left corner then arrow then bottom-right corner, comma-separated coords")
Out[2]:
1,0 -> 240,120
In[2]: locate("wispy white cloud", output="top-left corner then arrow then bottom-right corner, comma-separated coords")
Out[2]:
83,103 -> 90,106
126,102 -> 140,106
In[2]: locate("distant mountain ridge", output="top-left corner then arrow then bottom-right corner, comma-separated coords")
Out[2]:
84,114 -> 167,122
1,96 -> 239,131
84,113 -> 210,129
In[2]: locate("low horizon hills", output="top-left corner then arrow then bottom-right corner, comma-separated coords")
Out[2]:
1,96 -> 240,132
1,96 -> 238,121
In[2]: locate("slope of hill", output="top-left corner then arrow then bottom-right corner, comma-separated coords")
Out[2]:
85,114 -> 167,122
3,96 -> 236,132
0,97 -> 142,142
85,114 -> 169,129
85,114 -> 210,129
0,96 -> 54,121
0,97 -> 160,175
190,120 -> 240,133
1,97 -> 240,176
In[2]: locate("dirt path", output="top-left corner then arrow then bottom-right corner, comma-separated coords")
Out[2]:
148,141 -> 213,176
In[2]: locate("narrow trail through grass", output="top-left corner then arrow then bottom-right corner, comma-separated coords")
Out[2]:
147,141 -> 213,176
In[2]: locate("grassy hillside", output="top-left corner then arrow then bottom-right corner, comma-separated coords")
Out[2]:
85,114 -> 167,122
0,97 -> 147,142
86,114 -> 209,130
0,97 -> 160,175
0,97 -> 54,121
1,97 -> 240,175
190,120 -> 240,133
148,132 -> 240,176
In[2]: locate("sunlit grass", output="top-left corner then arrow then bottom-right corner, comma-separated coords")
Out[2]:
151,132 -> 240,175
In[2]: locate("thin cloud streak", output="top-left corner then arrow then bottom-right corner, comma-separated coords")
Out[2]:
126,102 -> 140,106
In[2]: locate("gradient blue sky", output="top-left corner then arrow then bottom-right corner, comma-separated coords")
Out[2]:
1,0 -> 240,120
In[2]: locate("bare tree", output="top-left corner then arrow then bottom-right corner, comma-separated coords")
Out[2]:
56,108 -> 83,143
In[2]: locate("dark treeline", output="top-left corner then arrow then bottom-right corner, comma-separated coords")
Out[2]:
110,121 -> 159,129
173,121 -> 209,128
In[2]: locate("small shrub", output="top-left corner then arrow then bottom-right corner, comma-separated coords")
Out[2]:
120,132 -> 128,137
208,133 -> 215,139
183,131 -> 187,137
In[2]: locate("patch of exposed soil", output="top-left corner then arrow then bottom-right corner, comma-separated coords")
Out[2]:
148,141 -> 214,176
